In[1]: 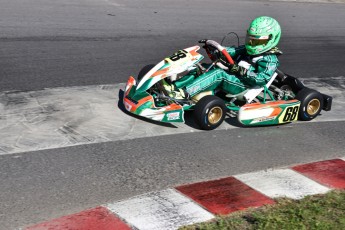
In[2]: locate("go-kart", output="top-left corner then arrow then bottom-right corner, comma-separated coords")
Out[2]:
123,39 -> 332,130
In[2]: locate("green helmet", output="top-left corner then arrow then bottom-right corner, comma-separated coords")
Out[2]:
245,16 -> 281,55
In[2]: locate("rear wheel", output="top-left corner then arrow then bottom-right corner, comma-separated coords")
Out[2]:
194,95 -> 226,130
296,88 -> 323,121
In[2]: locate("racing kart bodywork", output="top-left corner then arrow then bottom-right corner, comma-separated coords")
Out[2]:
123,40 -> 332,130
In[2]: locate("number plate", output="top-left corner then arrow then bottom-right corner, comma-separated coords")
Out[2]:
165,49 -> 192,66
279,105 -> 300,123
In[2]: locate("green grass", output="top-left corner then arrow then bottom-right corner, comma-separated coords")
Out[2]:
180,190 -> 345,230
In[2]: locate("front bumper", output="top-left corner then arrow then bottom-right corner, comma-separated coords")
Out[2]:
123,76 -> 185,123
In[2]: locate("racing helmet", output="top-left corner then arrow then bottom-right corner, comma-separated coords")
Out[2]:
245,16 -> 281,55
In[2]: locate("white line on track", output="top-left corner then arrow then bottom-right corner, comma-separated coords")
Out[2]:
0,76 -> 344,155
103,0 -> 125,7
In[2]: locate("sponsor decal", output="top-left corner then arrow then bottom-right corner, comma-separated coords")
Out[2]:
167,112 -> 180,121
188,85 -> 201,95
251,116 -> 276,124
124,101 -> 132,111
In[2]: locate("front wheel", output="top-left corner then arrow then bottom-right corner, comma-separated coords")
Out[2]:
296,88 -> 323,121
137,64 -> 155,82
194,95 -> 226,130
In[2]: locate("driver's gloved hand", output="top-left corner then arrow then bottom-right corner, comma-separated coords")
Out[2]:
229,63 -> 247,77
198,39 -> 208,49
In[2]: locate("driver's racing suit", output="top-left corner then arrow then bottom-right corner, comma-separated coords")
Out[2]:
176,45 -> 282,97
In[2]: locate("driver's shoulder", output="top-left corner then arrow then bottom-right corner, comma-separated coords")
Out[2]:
263,53 -> 280,63
249,54 -> 279,68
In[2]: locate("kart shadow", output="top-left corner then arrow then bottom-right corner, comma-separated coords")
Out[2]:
224,116 -> 246,128
117,89 -> 178,128
181,111 -> 245,130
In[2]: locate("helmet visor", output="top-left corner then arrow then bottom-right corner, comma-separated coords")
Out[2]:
246,35 -> 269,47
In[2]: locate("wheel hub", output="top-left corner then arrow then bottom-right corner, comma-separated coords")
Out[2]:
208,107 -> 223,124
307,99 -> 321,115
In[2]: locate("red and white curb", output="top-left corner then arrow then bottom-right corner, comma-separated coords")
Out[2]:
25,158 -> 345,230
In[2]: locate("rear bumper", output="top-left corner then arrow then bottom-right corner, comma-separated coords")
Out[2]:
321,93 -> 332,111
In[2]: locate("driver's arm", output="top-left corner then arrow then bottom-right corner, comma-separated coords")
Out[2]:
242,54 -> 279,86
225,45 -> 246,59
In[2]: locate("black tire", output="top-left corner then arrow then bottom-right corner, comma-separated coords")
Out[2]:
296,88 -> 323,121
194,95 -> 226,130
137,64 -> 155,82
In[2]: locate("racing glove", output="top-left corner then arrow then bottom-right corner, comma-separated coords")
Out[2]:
229,63 -> 247,77
198,39 -> 209,50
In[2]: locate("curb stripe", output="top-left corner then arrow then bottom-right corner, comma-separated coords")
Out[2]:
176,177 -> 275,215
26,206 -> 131,230
292,159 -> 345,189
106,189 -> 214,230
234,168 -> 330,199
25,157 -> 345,229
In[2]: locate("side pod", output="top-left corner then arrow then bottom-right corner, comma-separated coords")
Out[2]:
238,100 -> 300,126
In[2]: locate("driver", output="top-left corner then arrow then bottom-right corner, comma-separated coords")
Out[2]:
172,16 -> 282,100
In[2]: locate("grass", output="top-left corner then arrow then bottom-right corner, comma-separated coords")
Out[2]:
180,189 -> 345,230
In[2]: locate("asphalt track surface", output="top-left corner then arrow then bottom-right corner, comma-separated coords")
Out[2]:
0,0 -> 345,229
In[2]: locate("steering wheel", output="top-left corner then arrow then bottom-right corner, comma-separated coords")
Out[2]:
199,39 -> 235,66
